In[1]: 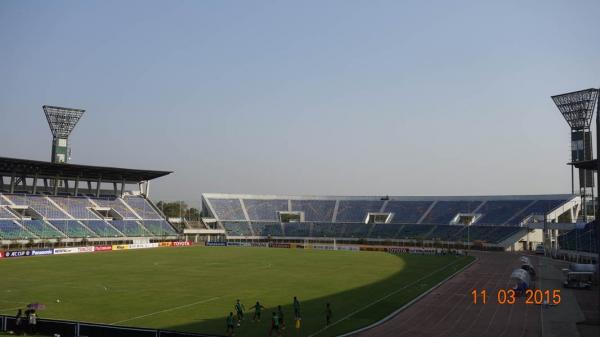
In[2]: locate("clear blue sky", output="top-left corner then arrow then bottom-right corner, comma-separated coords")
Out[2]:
1,0 -> 599,206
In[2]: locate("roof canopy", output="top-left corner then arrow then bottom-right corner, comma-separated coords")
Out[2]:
0,157 -> 171,183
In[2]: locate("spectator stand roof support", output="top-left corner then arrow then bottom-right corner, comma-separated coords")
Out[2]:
0,157 -> 171,198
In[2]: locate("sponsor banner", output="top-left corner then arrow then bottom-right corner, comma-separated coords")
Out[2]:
336,245 -> 360,252
54,247 -> 80,255
4,250 -> 32,258
313,244 -> 334,251
78,246 -> 95,253
250,242 -> 268,248
359,246 -> 386,252
270,243 -> 291,249
159,242 -> 173,247
129,243 -> 159,250
226,242 -> 251,247
173,241 -> 192,247
112,244 -> 130,251
94,245 -> 112,251
31,249 -> 54,256
206,242 -> 227,247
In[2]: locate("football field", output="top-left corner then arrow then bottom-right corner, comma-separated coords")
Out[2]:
0,246 -> 473,337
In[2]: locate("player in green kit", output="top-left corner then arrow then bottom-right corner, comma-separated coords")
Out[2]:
277,305 -> 286,330
252,301 -> 265,322
234,299 -> 245,326
269,312 -> 281,337
226,312 -> 235,336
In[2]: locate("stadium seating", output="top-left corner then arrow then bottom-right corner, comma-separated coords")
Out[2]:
124,196 -> 163,220
368,223 -> 401,239
109,220 -> 151,237
311,222 -> 346,237
244,199 -> 288,221
6,195 -> 69,219
0,193 -> 176,240
0,220 -> 32,239
509,199 -> 566,225
93,197 -> 138,219
386,201 -> 433,223
222,222 -> 253,236
49,220 -> 97,238
209,199 -> 246,221
283,222 -> 311,237
251,222 -> 284,236
343,223 -> 373,238
81,220 -> 123,237
397,224 -> 433,240
558,222 -> 598,253
290,200 -> 336,222
475,200 -> 532,225
421,201 -> 483,224
140,220 -> 178,236
21,220 -> 65,239
0,206 -> 16,219
50,196 -> 99,219
427,225 -> 464,241
335,200 -> 384,222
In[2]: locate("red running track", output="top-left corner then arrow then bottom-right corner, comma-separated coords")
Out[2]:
353,251 -> 541,337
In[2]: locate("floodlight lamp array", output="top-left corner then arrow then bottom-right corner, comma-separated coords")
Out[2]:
551,89 -> 599,130
43,105 -> 85,138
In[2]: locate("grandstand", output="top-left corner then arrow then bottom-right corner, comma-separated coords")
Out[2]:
0,157 -> 178,244
201,193 -> 580,250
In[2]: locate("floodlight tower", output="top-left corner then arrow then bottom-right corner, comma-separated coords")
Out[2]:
43,105 -> 85,164
552,89 -> 599,221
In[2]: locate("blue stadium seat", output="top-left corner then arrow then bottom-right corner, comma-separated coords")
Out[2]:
244,199 -> 288,221
222,222 -> 253,236
311,222 -> 345,237
109,220 -> 150,236
139,220 -> 177,235
386,201 -> 433,223
251,222 -> 283,236
49,220 -> 97,238
290,200 -> 335,222
20,220 -> 65,239
283,222 -> 311,237
209,199 -> 246,221
421,201 -> 483,224
475,200 -> 532,225
0,220 -> 33,239
81,220 -> 123,237
336,200 -> 384,222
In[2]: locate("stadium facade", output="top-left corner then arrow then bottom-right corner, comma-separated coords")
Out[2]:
198,193 -> 582,252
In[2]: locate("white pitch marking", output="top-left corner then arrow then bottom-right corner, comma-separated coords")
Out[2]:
109,296 -> 221,325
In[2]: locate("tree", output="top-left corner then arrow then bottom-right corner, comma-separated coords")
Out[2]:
154,201 -> 201,221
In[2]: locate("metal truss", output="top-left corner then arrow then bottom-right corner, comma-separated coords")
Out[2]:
43,105 -> 85,138
552,88 -> 599,130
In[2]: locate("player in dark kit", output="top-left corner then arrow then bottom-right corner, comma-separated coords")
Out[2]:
325,302 -> 332,325
293,296 -> 301,319
252,301 -> 265,322
226,312 -> 235,336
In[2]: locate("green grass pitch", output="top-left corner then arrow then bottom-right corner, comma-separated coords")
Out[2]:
0,246 -> 473,337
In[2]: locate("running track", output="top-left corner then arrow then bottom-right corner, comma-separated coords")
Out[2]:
353,251 -> 541,337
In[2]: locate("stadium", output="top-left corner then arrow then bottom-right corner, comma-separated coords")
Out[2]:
0,91 -> 598,337
1,3 -> 599,337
